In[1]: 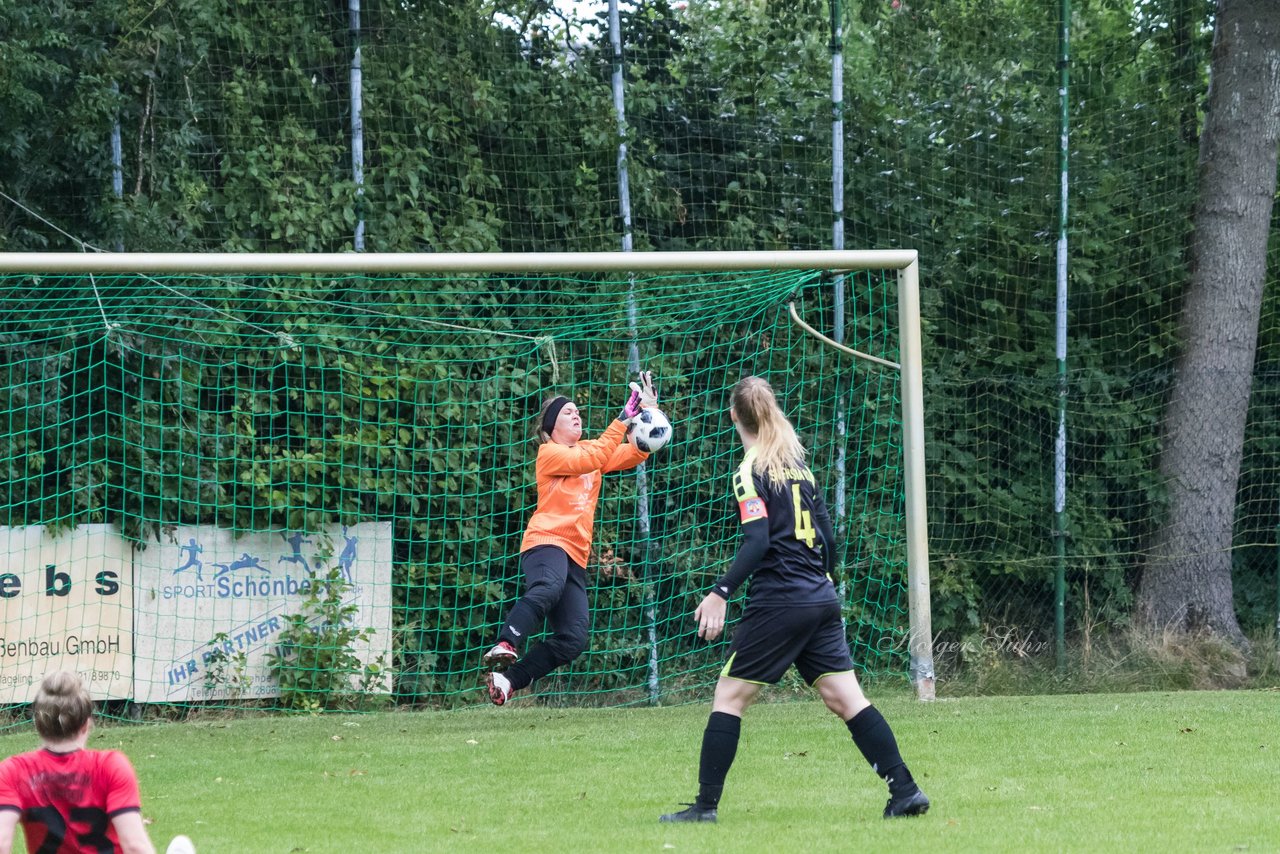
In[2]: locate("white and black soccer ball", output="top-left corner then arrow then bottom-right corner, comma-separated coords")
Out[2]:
627,407 -> 672,453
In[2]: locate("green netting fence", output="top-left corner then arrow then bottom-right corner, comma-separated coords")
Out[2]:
0,268 -> 908,713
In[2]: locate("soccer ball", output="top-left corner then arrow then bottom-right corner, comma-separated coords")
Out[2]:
627,407 -> 672,453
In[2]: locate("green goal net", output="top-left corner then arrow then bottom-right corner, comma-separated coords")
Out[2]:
0,254 -> 923,716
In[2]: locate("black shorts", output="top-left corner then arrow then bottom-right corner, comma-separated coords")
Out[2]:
721,600 -> 855,686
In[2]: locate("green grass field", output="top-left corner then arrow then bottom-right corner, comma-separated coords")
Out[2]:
2,689 -> 1276,852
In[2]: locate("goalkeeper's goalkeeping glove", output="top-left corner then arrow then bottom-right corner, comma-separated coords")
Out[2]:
629,370 -> 657,408
619,387 -> 642,421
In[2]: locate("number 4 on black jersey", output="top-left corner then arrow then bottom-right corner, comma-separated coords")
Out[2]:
712,446 -> 837,607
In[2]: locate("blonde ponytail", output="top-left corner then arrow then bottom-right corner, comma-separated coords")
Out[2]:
731,376 -> 806,485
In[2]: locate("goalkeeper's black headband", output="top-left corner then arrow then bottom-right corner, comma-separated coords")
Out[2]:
542,396 -> 571,436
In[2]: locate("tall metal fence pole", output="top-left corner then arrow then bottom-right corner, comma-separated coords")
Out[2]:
1053,0 -> 1071,671
830,0 -> 849,553
350,0 -> 366,252
111,82 -> 124,252
608,0 -> 660,705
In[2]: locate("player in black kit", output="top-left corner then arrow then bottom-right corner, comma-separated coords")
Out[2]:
660,376 -> 929,824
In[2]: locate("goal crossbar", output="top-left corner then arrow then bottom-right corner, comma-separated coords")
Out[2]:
0,249 -> 917,274
0,250 -> 916,273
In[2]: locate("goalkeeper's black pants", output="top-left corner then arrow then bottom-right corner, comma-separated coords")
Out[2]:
499,545 -> 589,692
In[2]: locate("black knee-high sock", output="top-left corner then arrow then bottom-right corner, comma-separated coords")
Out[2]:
696,711 -> 741,809
847,705 -> 916,798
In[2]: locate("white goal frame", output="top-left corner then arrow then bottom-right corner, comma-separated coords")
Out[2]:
0,249 -> 936,700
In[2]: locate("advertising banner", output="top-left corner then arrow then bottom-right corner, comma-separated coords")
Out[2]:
0,525 -> 133,703
133,523 -> 393,703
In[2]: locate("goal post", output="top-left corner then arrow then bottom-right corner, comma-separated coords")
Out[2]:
0,251 -> 934,705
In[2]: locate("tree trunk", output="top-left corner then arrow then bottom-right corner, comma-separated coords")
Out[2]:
1138,0 -> 1280,647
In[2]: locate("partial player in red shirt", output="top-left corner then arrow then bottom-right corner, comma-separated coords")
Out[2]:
0,671 -> 195,854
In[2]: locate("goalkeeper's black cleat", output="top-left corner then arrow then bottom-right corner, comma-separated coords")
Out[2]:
883,787 -> 930,818
659,803 -> 718,823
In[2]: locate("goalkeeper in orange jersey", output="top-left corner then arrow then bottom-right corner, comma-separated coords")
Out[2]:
659,376 -> 929,823
481,372 -> 657,705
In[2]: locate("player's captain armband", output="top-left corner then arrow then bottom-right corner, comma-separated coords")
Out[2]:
738,496 -> 768,522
